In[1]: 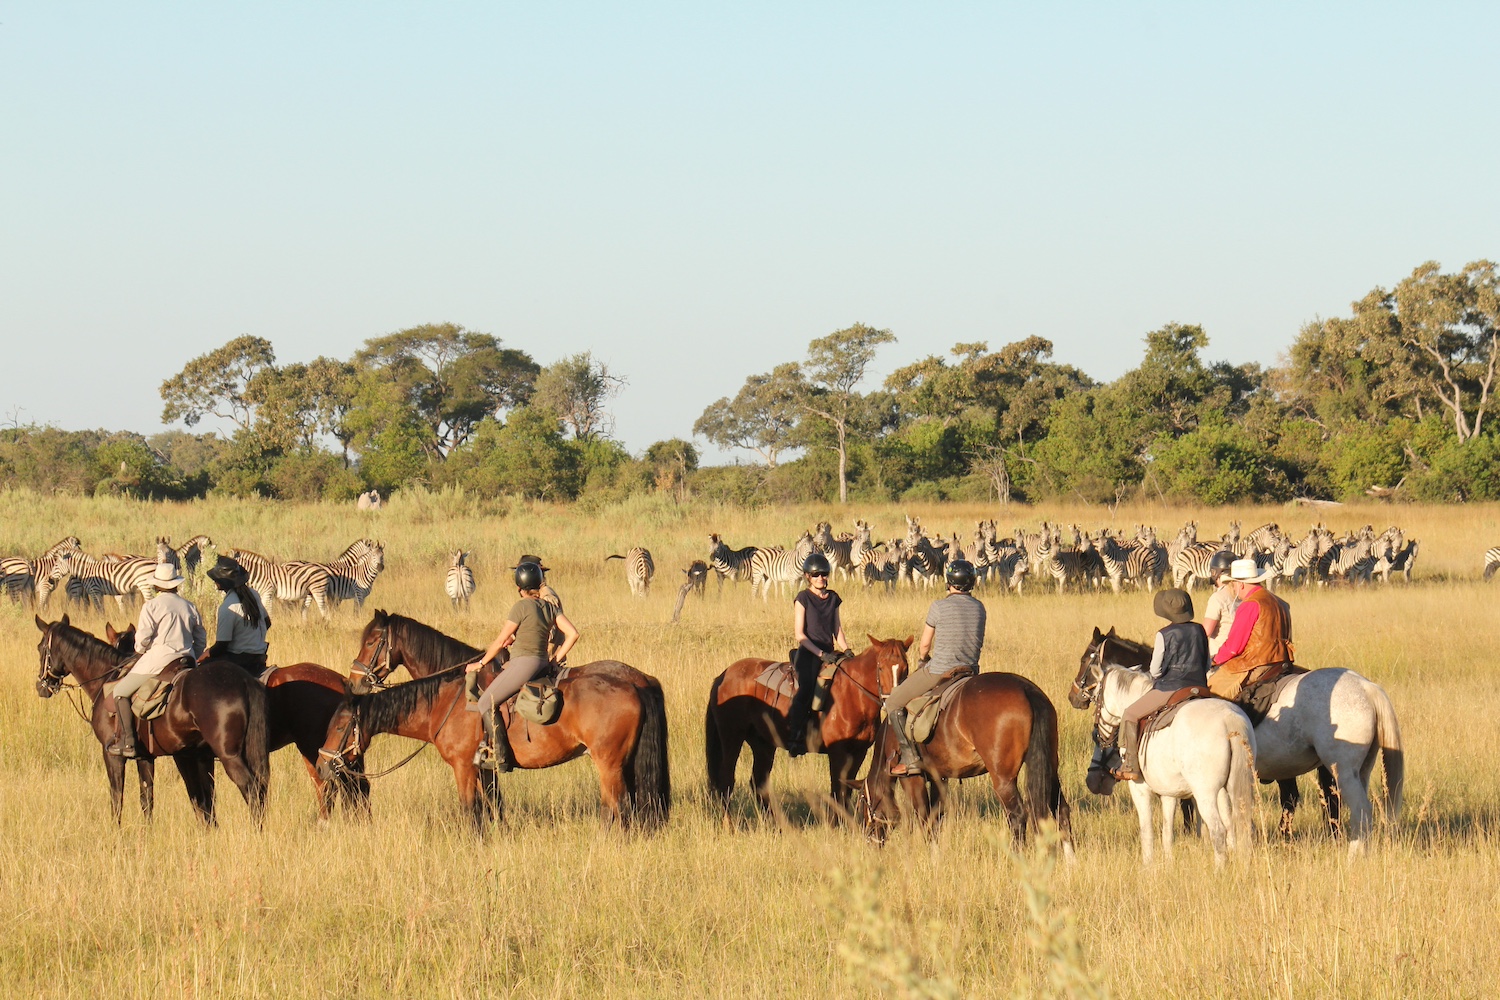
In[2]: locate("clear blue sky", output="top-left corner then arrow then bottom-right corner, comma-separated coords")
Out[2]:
2,3 -> 1496,457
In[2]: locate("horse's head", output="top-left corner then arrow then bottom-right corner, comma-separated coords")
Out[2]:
864,634 -> 914,697
1069,626 -> 1112,709
33,614 -> 73,698
844,775 -> 897,845
315,697 -> 365,786
104,622 -> 137,656
350,610 -> 397,694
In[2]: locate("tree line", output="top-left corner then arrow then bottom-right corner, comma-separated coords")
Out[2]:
3,259 -> 1497,505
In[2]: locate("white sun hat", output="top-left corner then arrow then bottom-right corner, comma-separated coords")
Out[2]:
151,562 -> 185,590
1228,558 -> 1268,583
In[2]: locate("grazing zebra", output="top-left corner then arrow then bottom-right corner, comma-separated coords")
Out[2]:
606,546 -> 655,597
1486,546 -> 1500,582
988,541 -> 1029,595
316,539 -> 386,608
708,533 -> 758,589
174,535 -> 213,587
51,551 -> 158,611
750,532 -> 815,601
446,550 -> 476,610
223,546 -> 334,620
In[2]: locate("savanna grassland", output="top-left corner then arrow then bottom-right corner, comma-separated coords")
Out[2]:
2,491 -> 1498,1000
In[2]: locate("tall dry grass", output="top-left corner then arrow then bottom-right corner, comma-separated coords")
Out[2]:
1,491 -> 1498,999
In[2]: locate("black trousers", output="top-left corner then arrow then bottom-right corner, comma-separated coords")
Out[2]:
785,648 -> 823,735
213,650 -> 268,676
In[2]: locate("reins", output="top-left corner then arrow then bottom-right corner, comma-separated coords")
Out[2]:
320,674 -> 470,782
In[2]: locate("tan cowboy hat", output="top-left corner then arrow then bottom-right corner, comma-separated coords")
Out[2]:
151,562 -> 185,590
1228,558 -> 1269,583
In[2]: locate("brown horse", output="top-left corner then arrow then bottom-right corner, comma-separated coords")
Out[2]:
34,614 -> 270,827
101,624 -> 370,822
322,611 -> 670,830
851,671 -> 1074,855
705,635 -> 912,816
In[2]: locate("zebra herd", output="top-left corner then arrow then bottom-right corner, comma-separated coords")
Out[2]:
0,535 -> 386,619
700,516 -> 1433,599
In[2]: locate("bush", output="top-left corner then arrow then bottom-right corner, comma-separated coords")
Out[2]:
1150,423 -> 1290,505
265,450 -> 365,502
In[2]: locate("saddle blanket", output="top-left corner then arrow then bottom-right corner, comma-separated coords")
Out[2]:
905,671 -> 975,744
754,658 -> 836,703
104,659 -> 193,722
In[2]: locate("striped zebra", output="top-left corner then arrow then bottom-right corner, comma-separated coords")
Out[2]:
2,536 -> 82,605
1272,529 -> 1329,587
750,532 -> 815,602
1240,523 -> 1282,556
1087,531 -> 1129,593
708,533 -> 758,589
848,520 -> 882,579
1322,531 -> 1376,584
1032,535 -> 1085,595
989,541 -> 1030,595
1171,541 -> 1223,589
606,546 -> 655,597
864,539 -> 906,591
902,516 -> 947,588
223,546 -> 334,620
52,551 -> 158,611
316,538 -> 386,608
175,535 -> 214,588
446,550 -> 476,609
812,521 -> 857,579
1486,546 -> 1500,582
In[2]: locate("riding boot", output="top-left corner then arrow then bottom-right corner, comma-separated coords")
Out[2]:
1115,719 -> 1143,782
108,696 -> 142,759
473,708 -> 515,773
887,708 -> 922,775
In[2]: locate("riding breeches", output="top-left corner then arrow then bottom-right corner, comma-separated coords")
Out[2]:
112,669 -> 156,700
884,669 -> 942,715
471,656 -> 548,714
1121,689 -> 1173,725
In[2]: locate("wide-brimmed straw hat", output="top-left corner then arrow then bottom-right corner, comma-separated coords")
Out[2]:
1153,588 -> 1195,623
1229,558 -> 1269,583
152,562 -> 185,590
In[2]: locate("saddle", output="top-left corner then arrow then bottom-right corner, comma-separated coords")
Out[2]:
904,666 -> 978,744
1238,663 -> 1309,726
1137,685 -> 1213,760
105,656 -> 194,723
754,652 -> 840,706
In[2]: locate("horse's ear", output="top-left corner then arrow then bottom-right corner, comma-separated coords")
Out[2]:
105,623 -> 118,642
902,635 -> 914,650
1106,626 -> 1116,637
867,633 -> 878,647
61,613 -> 70,627
34,615 -> 48,633
1092,626 -> 1102,641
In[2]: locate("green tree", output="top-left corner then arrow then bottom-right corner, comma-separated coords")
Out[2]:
693,363 -> 802,467
160,335 -> 277,432
1393,260 -> 1500,443
643,438 -> 699,498
799,322 -> 896,504
532,352 -> 626,441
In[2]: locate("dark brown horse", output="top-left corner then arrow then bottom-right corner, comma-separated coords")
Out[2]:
34,614 -> 270,827
322,611 -> 670,829
101,624 -> 370,821
851,671 -> 1074,853
705,636 -> 912,816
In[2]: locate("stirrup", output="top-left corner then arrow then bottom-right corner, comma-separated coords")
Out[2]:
473,742 -> 498,772
107,738 -> 141,759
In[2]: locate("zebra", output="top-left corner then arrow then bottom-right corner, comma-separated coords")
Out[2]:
51,551 -> 158,611
175,535 -> 213,588
1171,541 -> 1223,589
864,539 -> 906,591
1486,546 -> 1500,582
1032,534 -> 1085,595
1088,531 -> 1129,594
988,540 -> 1030,595
848,520 -> 882,579
1241,523 -> 1282,557
902,516 -> 947,588
671,561 -> 711,623
750,532 -> 815,601
811,521 -> 857,579
2,536 -> 82,605
223,546 -> 334,620
708,533 -> 758,589
606,546 -> 655,597
1322,531 -> 1376,584
446,550 -> 476,610
317,539 -> 386,608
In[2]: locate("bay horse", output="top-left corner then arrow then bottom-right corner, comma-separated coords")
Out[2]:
1069,632 -> 1256,865
34,615 -> 270,827
1078,627 -> 1404,854
101,624 -> 370,822
323,611 -> 670,830
704,635 -> 912,817
850,672 -> 1075,858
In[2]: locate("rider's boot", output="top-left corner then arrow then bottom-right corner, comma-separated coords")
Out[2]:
784,699 -> 811,758
108,696 -> 142,759
473,707 -> 515,774
1114,718 -> 1143,782
887,707 -> 923,775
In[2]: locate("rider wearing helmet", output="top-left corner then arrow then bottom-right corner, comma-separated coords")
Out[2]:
466,561 -> 581,772
884,559 -> 985,776
205,556 -> 271,675
784,552 -> 849,756
1201,550 -> 1238,657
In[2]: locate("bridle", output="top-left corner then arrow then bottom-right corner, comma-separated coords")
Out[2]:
1071,641 -> 1121,748
36,628 -> 67,696
350,626 -> 393,689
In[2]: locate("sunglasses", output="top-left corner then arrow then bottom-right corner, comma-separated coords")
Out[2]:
808,572 -> 829,579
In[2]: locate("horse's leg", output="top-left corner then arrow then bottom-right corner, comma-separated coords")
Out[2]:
989,770 -> 1026,845
592,749 -> 630,828
300,755 -> 332,824
451,757 -> 486,832
1278,778 -> 1302,838
173,752 -> 216,826
1129,783 -> 1156,864
748,736 -> 776,814
103,747 -> 126,824
136,758 -> 155,821
1159,796 -> 1178,862
1315,765 -> 1340,836
219,750 -> 266,828
1335,757 -> 1375,855
710,721 -> 745,812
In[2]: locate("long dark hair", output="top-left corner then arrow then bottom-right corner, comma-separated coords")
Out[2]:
233,581 -> 265,629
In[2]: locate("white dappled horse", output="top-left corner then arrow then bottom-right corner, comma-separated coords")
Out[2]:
1070,636 -> 1257,865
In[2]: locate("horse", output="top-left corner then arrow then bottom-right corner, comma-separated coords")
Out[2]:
1079,627 -> 1404,855
850,671 -> 1075,857
1069,629 -> 1257,865
325,610 -> 670,830
704,635 -> 912,817
34,615 -> 270,827
100,624 -> 370,822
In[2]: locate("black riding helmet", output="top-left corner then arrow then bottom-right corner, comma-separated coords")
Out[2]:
513,561 -> 545,591
1207,550 -> 1236,582
946,559 -> 977,592
206,555 -> 247,587
802,552 -> 832,577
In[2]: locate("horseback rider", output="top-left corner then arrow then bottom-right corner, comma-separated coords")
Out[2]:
784,552 -> 849,757
204,556 -> 271,675
109,562 -> 207,758
1200,550 -> 1239,657
466,561 -> 580,772
884,560 -> 984,776
1208,558 -> 1294,701
1113,588 -> 1209,782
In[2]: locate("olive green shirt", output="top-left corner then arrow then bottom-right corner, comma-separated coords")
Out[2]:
506,598 -> 559,660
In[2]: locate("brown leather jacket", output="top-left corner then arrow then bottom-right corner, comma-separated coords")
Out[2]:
1218,587 -> 1293,673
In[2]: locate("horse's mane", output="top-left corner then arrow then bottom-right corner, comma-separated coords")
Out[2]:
387,613 -> 482,669
1100,631 -> 1152,657
52,621 -> 130,666
353,671 -> 456,732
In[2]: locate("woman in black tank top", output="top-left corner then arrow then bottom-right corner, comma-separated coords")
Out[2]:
785,552 -> 848,756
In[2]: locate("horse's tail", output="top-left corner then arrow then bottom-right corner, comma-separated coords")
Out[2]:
1226,719 -> 1257,852
1019,680 -> 1070,845
705,675 -> 726,805
1364,677 -> 1405,819
630,681 -> 671,828
243,675 -> 271,821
